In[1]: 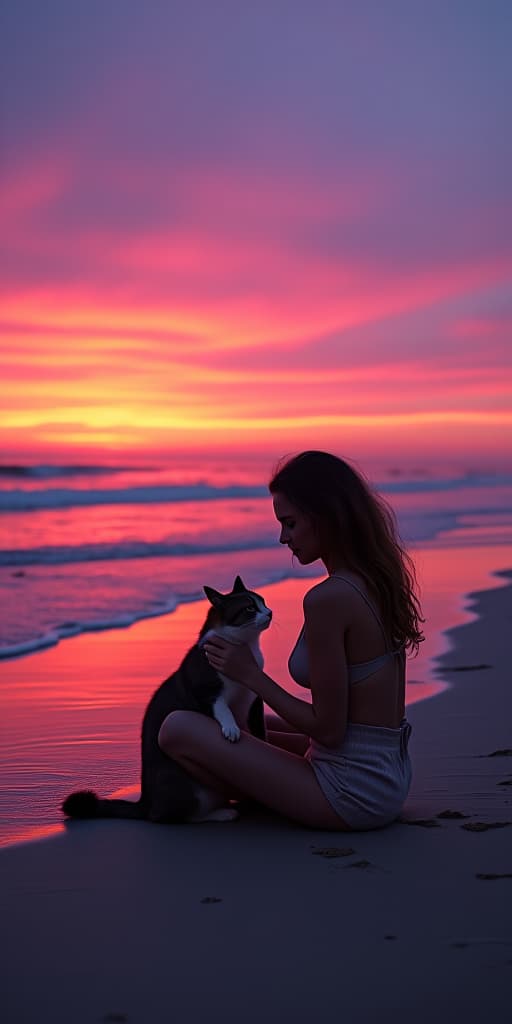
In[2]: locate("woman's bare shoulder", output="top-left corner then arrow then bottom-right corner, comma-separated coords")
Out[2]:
303,577 -> 353,613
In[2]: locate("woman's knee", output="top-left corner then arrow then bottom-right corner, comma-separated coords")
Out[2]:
158,709 -> 196,754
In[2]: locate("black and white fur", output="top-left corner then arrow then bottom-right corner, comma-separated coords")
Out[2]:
61,576 -> 272,825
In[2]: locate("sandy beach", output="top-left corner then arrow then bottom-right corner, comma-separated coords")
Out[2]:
2,570 -> 512,1023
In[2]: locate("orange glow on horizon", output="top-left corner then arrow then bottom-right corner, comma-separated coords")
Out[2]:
2,151 -> 511,466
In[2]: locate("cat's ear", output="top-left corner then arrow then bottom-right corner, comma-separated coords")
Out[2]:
232,575 -> 246,593
203,585 -> 224,608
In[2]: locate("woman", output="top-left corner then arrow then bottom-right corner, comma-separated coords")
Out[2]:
158,450 -> 424,830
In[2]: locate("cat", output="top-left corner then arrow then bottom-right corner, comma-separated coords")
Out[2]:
61,576 -> 272,824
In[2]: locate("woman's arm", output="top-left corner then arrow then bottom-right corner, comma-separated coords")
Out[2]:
204,583 -> 349,747
204,639 -> 321,737
244,669 -> 328,742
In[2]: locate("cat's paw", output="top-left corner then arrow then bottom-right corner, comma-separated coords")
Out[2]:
222,723 -> 241,742
207,806 -> 239,822
190,806 -> 239,823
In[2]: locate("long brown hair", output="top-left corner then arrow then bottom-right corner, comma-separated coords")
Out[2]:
269,450 -> 424,654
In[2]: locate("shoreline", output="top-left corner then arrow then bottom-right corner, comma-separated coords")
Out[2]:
406,567 -> 512,819
0,552 -> 511,849
2,571 -> 512,1021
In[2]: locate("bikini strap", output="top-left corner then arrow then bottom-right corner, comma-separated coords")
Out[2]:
329,574 -> 390,652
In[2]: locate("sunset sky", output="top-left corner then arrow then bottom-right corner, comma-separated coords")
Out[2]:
1,1 -> 511,467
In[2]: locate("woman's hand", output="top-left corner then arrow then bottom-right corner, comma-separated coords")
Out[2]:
203,635 -> 260,687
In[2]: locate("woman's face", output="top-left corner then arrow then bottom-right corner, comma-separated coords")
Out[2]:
272,492 -> 321,565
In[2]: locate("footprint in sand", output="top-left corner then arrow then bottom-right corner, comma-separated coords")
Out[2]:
344,859 -> 375,870
310,846 -> 357,858
437,809 -> 471,819
451,938 -> 512,946
461,821 -> 512,832
439,664 -> 492,672
400,817 -> 441,828
475,873 -> 512,881
310,847 -> 379,871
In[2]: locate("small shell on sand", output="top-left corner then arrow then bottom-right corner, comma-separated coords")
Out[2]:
400,817 -> 441,828
311,846 -> 356,858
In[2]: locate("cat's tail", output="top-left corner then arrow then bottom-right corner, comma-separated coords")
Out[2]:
62,789 -> 145,820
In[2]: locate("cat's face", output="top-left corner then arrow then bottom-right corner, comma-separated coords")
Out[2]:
203,576 -> 272,641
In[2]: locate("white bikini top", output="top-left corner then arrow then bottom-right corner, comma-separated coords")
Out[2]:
288,575 -> 404,688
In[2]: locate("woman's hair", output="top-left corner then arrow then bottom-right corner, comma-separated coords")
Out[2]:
269,450 -> 424,654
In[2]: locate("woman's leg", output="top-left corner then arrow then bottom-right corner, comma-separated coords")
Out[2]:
266,731 -> 310,755
158,710 -> 349,830
265,711 -> 310,754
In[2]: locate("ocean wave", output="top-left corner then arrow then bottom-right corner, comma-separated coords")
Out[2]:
4,505 -> 509,567
1,473 -> 511,513
382,473 -> 512,494
0,482 -> 267,511
0,556 -> 294,660
0,596 -> 181,660
0,464 -> 139,480
0,537 -> 276,567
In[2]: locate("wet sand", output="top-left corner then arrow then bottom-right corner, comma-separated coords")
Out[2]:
2,571 -> 512,1022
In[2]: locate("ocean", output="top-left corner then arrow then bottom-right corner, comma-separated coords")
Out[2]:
2,459 -> 512,661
